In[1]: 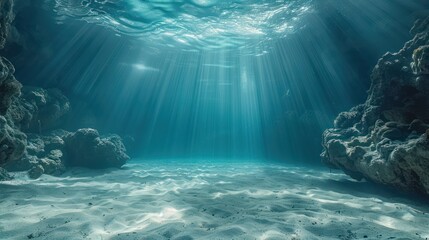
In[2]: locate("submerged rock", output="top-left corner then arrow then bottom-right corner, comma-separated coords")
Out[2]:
0,0 -> 14,49
0,115 -> 26,166
4,127 -> 129,178
0,56 -> 21,115
63,128 -> 129,169
0,0 -> 128,179
28,164 -> 43,179
4,132 -> 66,177
0,167 -> 12,180
322,17 -> 429,195
7,87 -> 70,133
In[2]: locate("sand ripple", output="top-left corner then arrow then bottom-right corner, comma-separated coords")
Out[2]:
0,160 -> 428,239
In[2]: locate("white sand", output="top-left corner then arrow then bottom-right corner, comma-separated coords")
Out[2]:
0,160 -> 428,240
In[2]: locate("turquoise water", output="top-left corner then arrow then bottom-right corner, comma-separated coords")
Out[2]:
2,1 -> 429,239
8,0 -> 428,161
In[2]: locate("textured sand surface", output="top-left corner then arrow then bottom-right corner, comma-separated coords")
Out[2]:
0,160 -> 428,240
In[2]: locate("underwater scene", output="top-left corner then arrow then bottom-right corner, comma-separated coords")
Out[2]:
1,0 -> 429,239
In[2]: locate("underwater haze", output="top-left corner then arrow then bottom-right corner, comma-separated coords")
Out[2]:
6,0 -> 424,161
1,0 -> 429,239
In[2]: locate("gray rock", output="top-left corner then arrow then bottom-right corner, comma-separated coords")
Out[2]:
63,128 -> 129,169
0,167 -> 12,180
28,164 -> 44,179
8,87 -> 70,133
0,57 -> 22,115
3,131 -> 67,175
0,115 -> 26,166
0,0 -> 14,49
321,17 -> 429,196
0,0 -> 128,178
411,45 -> 429,75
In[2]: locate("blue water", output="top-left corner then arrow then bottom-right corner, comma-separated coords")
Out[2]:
7,0 -> 429,162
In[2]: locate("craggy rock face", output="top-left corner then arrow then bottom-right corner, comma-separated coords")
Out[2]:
0,115 -> 26,166
0,0 -> 28,174
0,56 -> 21,115
0,0 -> 129,179
412,45 -> 429,75
7,87 -> 71,133
0,167 -> 12,180
322,17 -> 429,196
3,131 -> 67,176
0,0 -> 14,49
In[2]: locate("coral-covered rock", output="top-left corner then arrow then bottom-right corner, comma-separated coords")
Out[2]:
322,17 -> 429,195
63,128 -> 129,169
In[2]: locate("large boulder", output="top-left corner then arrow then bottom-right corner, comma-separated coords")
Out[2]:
63,128 -> 129,169
322,17 -> 429,195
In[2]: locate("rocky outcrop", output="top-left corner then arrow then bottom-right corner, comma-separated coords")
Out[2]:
0,2 -> 26,171
0,0 -> 14,49
8,87 -> 70,133
4,128 -> 130,178
322,17 -> 429,195
0,167 -> 12,180
0,85 -> 70,178
0,0 -> 129,179
0,115 -> 26,165
63,128 -> 129,169
4,131 -> 67,178
0,56 -> 21,115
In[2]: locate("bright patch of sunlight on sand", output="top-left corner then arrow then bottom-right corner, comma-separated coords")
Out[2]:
0,160 -> 428,239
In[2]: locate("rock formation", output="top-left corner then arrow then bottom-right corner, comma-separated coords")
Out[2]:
9,87 -> 71,133
0,0 -> 129,180
63,128 -> 129,169
0,0 -> 14,49
4,128 -> 129,179
0,0 -> 26,180
322,17 -> 429,195
4,131 -> 67,178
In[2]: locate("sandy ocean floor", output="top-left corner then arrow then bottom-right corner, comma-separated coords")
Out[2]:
0,159 -> 428,240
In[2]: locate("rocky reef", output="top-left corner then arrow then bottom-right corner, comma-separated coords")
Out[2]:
322,17 -> 429,195
0,0 -> 129,180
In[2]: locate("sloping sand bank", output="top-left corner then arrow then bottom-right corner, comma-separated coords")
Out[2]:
0,160 -> 428,240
